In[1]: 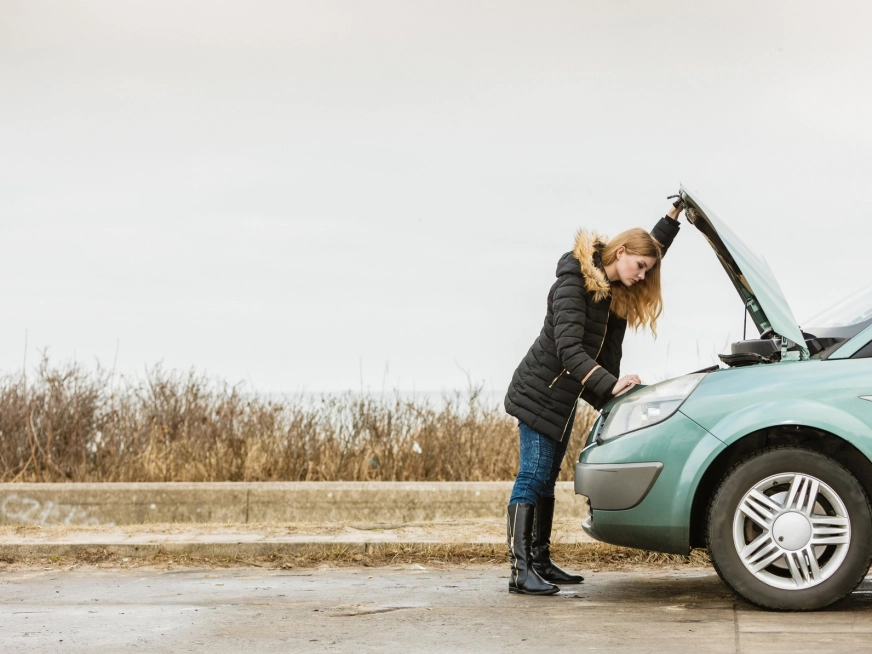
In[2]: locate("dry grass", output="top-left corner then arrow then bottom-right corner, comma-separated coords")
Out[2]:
0,357 -> 597,483
277,542 -> 712,570
0,543 -> 711,571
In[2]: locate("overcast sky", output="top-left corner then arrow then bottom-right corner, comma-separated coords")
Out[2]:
2,0 -> 872,394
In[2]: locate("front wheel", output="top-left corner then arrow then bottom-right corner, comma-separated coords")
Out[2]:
707,447 -> 872,610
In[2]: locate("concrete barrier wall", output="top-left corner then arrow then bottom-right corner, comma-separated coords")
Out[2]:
0,482 -> 588,526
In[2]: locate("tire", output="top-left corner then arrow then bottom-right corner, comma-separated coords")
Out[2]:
706,446 -> 872,610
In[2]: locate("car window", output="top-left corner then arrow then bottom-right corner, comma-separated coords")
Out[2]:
853,341 -> 872,359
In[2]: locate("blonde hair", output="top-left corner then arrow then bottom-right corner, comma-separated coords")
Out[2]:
601,228 -> 663,336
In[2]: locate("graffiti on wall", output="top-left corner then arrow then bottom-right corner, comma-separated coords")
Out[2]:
0,494 -> 109,526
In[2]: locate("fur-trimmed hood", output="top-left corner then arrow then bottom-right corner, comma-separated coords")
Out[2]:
555,229 -> 612,303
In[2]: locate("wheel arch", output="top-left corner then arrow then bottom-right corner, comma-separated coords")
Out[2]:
688,425 -> 872,549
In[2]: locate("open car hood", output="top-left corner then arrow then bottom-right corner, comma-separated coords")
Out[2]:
680,186 -> 808,358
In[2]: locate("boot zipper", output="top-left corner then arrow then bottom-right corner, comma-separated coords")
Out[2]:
510,507 -> 519,586
558,305 -> 610,442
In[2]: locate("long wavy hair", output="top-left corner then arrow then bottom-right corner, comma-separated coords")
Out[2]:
601,228 -> 663,335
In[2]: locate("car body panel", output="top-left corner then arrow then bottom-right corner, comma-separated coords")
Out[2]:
578,411 -> 725,554
680,186 -> 808,356
681,358 -> 872,456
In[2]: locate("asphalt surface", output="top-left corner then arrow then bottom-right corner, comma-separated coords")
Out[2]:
3,565 -> 872,653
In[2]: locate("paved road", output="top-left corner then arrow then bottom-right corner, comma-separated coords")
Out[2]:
2,565 -> 871,652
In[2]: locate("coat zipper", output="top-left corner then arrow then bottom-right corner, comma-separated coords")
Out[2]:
558,304 -> 610,442
548,369 -> 566,389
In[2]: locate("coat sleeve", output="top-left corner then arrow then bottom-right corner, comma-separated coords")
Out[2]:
651,216 -> 681,256
582,316 -> 625,410
599,317 -> 626,379
552,276 -> 618,400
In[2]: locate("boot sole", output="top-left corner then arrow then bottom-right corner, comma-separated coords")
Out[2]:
542,578 -> 584,584
508,586 -> 560,596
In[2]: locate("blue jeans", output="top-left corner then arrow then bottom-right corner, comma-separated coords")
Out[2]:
509,412 -> 575,506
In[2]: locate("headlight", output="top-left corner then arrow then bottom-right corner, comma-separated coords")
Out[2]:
598,373 -> 706,442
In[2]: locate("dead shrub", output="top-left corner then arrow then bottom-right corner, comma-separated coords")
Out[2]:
0,357 -> 597,483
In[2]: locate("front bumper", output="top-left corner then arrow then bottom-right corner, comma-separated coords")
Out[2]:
574,462 -> 663,510
573,410 -> 724,554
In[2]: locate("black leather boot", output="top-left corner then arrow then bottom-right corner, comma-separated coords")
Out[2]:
532,497 -> 584,584
507,503 -> 559,595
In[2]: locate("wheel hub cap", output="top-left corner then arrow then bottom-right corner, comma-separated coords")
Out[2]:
771,511 -> 812,551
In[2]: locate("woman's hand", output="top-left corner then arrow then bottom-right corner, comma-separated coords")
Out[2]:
612,374 -> 641,396
667,198 -> 685,221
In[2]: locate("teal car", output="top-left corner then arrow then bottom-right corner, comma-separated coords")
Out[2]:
574,187 -> 872,610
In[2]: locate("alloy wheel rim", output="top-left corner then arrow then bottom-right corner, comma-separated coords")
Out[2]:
732,472 -> 851,591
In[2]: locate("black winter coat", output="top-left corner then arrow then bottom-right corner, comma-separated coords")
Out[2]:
504,217 -> 680,442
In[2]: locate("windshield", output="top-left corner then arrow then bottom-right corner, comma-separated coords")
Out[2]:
804,286 -> 872,328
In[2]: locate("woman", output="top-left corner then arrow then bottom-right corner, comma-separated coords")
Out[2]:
503,199 -> 684,595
